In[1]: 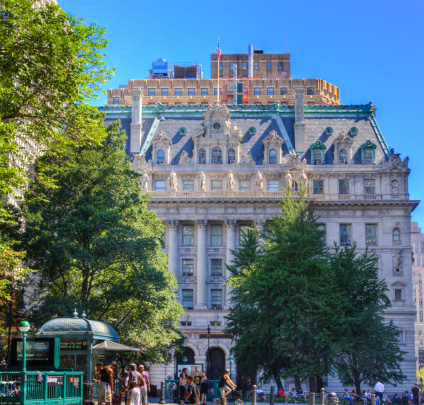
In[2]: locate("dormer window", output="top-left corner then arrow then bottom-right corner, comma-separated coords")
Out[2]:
360,140 -> 377,164
228,149 -> 236,164
212,147 -> 222,164
157,150 -> 165,164
332,132 -> 353,165
339,149 -> 348,164
269,149 -> 277,164
309,140 -> 326,164
199,149 -> 206,164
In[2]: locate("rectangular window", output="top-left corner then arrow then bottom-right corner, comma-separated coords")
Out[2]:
229,62 -> 234,71
267,88 -> 274,95
182,259 -> 194,275
318,223 -> 326,243
211,259 -> 223,276
148,88 -> 155,96
175,88 -> 182,96
254,62 -> 259,70
395,289 -> 402,300
210,321 -> 222,327
211,224 -> 223,246
201,88 -> 208,96
421,242 -> 424,253
182,289 -> 193,309
183,225 -> 194,246
339,180 -> 350,195
239,225 -> 250,243
239,180 -> 251,191
211,180 -> 222,191
340,224 -> 351,246
306,87 -> 314,95
188,88 -> 195,96
266,62 -> 271,70
268,180 -> 279,191
219,62 -> 223,71
183,180 -> 194,191
313,180 -> 324,195
214,88 -> 221,96
280,88 -> 288,95
278,62 -> 284,70
211,289 -> 222,309
242,62 -> 247,70
161,88 -> 168,96
180,321 -> 192,327
155,180 -> 166,191
364,180 -> 375,195
254,88 -> 261,96
418,255 -> 421,266
365,224 -> 377,246
113,97 -> 119,105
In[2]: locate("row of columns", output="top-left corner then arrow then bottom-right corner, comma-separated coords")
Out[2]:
167,219 -> 265,309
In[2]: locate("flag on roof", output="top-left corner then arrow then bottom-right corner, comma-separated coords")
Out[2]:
218,40 -> 221,59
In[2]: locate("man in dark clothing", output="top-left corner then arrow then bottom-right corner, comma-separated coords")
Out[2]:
185,375 -> 200,405
412,384 -> 420,405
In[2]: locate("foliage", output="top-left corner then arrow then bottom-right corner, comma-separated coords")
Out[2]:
331,246 -> 407,392
19,121 -> 183,363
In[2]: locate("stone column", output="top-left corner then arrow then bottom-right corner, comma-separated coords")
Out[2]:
167,220 -> 179,277
416,277 -> 420,323
225,219 -> 237,307
130,88 -> 143,154
294,87 -> 306,153
196,220 -> 208,309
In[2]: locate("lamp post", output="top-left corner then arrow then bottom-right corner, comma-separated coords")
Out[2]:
182,356 -> 187,364
207,325 -> 210,375
229,356 -> 233,379
19,320 -> 30,405
7,285 -> 26,367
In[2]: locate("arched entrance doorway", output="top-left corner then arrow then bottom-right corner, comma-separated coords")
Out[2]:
207,347 -> 225,380
175,347 -> 196,378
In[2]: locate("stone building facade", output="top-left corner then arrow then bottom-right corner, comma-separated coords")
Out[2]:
101,86 -> 417,390
412,222 -> 424,369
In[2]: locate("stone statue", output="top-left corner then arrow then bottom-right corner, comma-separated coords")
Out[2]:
300,171 -> 308,184
169,171 -> 177,191
142,173 -> 149,191
285,172 -> 292,187
227,171 -> 235,190
133,153 -> 146,171
392,180 -> 399,194
255,171 -> 263,190
199,171 -> 206,191
242,150 -> 254,164
180,150 -> 190,164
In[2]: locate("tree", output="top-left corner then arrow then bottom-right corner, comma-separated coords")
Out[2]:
0,0 -> 113,300
19,120 -> 183,363
331,246 -> 407,392
226,188 -> 338,391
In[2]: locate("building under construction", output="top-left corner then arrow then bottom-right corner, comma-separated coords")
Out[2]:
107,45 -> 340,107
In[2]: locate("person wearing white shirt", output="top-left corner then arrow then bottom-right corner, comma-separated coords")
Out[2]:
375,379 -> 385,403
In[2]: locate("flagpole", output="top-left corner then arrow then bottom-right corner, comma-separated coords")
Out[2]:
217,38 -> 220,104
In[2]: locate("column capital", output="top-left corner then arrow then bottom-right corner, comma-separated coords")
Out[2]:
254,219 -> 266,228
225,219 -> 237,229
167,219 -> 179,230
196,219 -> 207,230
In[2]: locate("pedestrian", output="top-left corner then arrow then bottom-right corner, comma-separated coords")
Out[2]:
194,371 -> 201,388
412,384 -> 420,405
179,368 -> 188,405
138,365 -> 150,405
122,370 -> 130,405
128,364 -> 143,405
98,361 -> 116,405
93,362 -> 103,385
185,375 -> 200,405
375,379 -> 385,404
200,371 -> 208,405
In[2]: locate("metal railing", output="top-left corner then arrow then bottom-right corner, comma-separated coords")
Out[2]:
0,370 -> 83,405
164,379 -> 221,401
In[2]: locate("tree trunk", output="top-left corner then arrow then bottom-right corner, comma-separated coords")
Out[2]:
354,378 -> 361,396
316,377 -> 324,392
294,377 -> 301,390
309,377 -> 317,394
271,371 -> 283,390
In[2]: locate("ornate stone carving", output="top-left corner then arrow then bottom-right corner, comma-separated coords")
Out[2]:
284,172 -> 292,187
382,153 -> 409,171
300,171 -> 308,184
132,153 -> 147,171
225,219 -> 237,228
392,249 -> 403,276
241,150 -> 254,164
153,131 -> 171,144
195,207 -> 208,214
253,206 -> 266,214
180,150 -> 191,164
224,207 -> 237,214
166,207 -> 179,214
229,122 -> 242,139
141,172 -> 149,191
255,171 -> 263,190
169,171 -> 177,191
333,131 -> 354,164
254,219 -> 266,228
227,171 -> 235,190
199,171 -> 206,191
167,219 -> 179,230
196,219 -> 207,229
192,124 -> 205,138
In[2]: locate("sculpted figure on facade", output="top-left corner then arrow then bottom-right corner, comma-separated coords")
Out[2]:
392,180 -> 399,195
227,171 -> 235,190
300,171 -> 308,185
285,172 -> 292,188
199,171 -> 206,191
180,150 -> 191,164
169,171 -> 177,191
242,150 -> 254,164
229,122 -> 242,139
132,153 -> 146,172
142,172 -> 149,191
255,171 -> 263,190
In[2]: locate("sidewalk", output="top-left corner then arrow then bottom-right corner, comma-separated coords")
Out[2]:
114,398 -> 280,405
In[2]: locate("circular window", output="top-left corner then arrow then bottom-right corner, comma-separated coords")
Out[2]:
213,122 -> 221,130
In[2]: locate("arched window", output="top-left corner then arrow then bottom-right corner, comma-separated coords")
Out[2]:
228,149 -> 235,164
392,180 -> 399,194
291,180 -> 298,192
269,149 -> 277,164
393,228 -> 401,242
157,149 -> 165,164
212,147 -> 222,164
339,149 -> 348,164
364,149 -> 373,164
199,149 -> 206,164
314,149 -> 322,164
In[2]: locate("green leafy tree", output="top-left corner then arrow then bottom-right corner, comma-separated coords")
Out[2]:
19,121 -> 183,362
0,0 -> 113,300
331,246 -> 407,392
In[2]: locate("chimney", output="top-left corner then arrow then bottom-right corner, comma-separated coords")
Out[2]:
248,45 -> 254,79
130,88 -> 143,154
294,87 -> 306,153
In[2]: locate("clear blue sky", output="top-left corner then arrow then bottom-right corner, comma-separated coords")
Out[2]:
59,0 -> 424,226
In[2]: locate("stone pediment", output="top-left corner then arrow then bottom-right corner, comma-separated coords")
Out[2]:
263,130 -> 283,144
382,154 -> 409,172
391,280 -> 406,287
285,153 -> 307,170
152,131 -> 171,144
333,131 -> 353,146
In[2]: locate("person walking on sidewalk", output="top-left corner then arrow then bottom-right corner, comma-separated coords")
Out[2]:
412,383 -> 420,405
128,364 -> 144,405
138,365 -> 150,405
185,375 -> 200,405
200,371 -> 208,405
179,368 -> 188,405
375,379 -> 385,404
98,361 -> 116,405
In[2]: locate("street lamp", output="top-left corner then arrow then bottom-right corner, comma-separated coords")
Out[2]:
7,283 -> 26,367
18,320 -> 30,405
207,325 -> 210,375
229,356 -> 233,379
182,356 -> 188,364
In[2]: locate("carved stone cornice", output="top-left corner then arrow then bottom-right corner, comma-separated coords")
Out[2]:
167,219 -> 179,230
225,219 -> 237,229
196,219 -> 207,229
